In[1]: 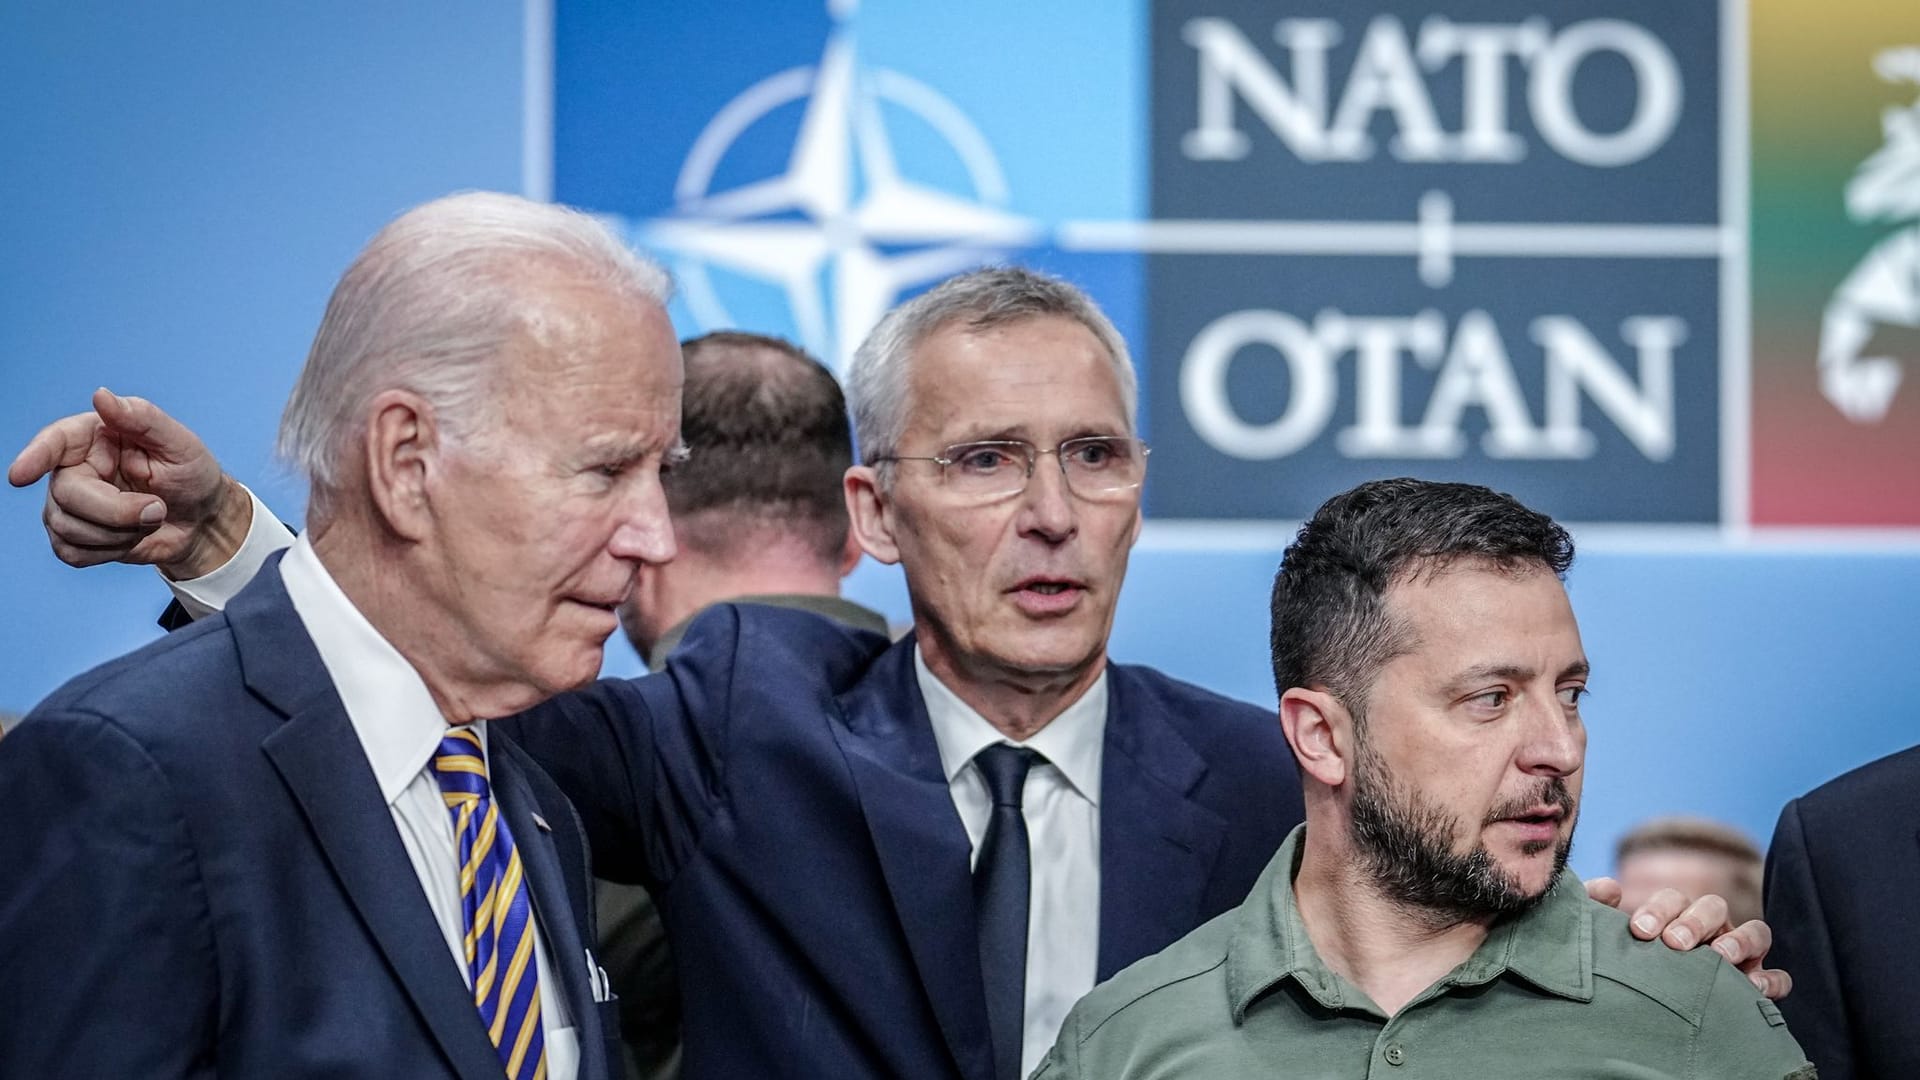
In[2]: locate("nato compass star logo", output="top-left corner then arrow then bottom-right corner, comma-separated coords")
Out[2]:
640,1 -> 1039,372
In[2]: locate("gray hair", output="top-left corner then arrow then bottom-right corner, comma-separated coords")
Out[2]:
844,266 -> 1137,465
277,191 -> 672,509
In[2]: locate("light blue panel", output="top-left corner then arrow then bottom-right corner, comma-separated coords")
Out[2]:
1570,550 -> 1920,879
0,2 -> 525,709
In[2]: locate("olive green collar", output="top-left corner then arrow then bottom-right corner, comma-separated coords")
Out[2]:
1226,824 -> 1596,1023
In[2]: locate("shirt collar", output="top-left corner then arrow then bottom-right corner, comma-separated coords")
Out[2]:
914,644 -> 1107,805
1226,824 -> 1595,1023
278,535 -> 480,806
1470,867 -> 1596,1003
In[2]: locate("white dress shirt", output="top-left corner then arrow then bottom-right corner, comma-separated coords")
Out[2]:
260,536 -> 579,1077
180,497 -> 1103,1076
916,647 -> 1106,1080
165,486 -> 288,620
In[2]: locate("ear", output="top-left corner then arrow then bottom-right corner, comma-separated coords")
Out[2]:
844,464 -> 901,566
836,525 -> 865,579
363,389 -> 440,543
1280,686 -> 1352,789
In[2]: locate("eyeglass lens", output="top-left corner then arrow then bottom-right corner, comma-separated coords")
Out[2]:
940,437 -> 1147,498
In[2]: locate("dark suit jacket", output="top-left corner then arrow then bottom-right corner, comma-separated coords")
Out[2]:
0,560 -> 617,1079
1765,744 -> 1920,1080
504,602 -> 1304,1080
603,593 -> 893,1080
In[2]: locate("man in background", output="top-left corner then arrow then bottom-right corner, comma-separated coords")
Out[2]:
1039,479 -> 1812,1079
605,330 -> 887,1080
1617,816 -> 1764,926
620,330 -> 886,671
1766,745 -> 1920,1079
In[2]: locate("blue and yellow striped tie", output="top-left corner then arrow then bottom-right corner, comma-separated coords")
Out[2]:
434,727 -> 547,1080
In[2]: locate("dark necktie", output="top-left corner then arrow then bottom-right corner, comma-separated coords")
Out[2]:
973,743 -> 1040,1080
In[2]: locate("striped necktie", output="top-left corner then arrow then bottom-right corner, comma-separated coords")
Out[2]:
433,727 -> 548,1080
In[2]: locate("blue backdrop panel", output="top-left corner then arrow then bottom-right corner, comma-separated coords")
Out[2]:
3,1 -> 1915,886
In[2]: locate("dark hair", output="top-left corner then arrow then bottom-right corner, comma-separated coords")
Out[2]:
1269,478 -> 1574,710
670,332 -> 852,565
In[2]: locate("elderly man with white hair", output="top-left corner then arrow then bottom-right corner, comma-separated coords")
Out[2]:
0,191 -> 682,1079
11,264 -> 1780,1080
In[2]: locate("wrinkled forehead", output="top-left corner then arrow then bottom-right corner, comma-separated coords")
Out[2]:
488,286 -> 684,437
516,270 -> 671,348
901,315 -> 1136,441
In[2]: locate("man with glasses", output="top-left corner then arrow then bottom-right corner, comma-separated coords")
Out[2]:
11,267 -> 1773,1080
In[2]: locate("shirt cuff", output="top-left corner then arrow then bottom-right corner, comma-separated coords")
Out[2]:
162,486 -> 294,618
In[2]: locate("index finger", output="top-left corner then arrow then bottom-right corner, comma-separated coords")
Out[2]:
1660,891 -> 1731,952
1626,886 -> 1690,941
1583,875 -> 1624,910
7,412 -> 105,488
92,387 -> 202,458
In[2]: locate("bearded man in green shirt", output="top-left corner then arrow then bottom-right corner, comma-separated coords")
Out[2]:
1037,479 -> 1815,1080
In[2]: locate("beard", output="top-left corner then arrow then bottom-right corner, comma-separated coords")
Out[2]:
1348,743 -> 1577,925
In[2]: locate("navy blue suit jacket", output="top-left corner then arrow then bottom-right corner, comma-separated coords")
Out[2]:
0,561 -> 618,1079
1765,744 -> 1920,1080
502,603 -> 1304,1080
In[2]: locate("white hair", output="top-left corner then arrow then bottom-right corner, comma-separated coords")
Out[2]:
844,266 -> 1138,466
277,191 -> 672,509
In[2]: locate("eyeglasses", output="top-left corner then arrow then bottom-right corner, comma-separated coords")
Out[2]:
875,436 -> 1151,501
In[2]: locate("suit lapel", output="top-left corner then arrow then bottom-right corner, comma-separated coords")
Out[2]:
1096,665 -> 1229,981
490,742 -> 606,1077
830,636 -> 994,1080
231,561 -> 508,1080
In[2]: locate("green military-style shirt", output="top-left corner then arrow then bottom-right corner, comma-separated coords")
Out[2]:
1036,825 -> 1814,1079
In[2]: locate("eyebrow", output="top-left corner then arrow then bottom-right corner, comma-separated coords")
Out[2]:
943,425 -> 1031,445
575,432 -> 673,467
942,425 -> 1129,446
1442,659 -> 1590,695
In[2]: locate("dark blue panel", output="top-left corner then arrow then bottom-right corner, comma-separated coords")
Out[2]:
1144,0 -> 1724,522
554,1 -> 832,215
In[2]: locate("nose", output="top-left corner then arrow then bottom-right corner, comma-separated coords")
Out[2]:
608,473 -> 677,566
1515,691 -> 1584,778
1016,451 -> 1077,543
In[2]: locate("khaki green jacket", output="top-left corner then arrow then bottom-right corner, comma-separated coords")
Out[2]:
1036,826 -> 1814,1080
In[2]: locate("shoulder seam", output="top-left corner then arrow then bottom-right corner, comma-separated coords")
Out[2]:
1591,966 -> 1709,1030
1076,953 -> 1231,1048
51,618 -> 236,714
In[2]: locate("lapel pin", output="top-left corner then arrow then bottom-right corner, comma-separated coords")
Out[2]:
531,812 -> 552,833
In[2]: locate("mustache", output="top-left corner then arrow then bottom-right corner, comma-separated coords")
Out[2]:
1483,777 -> 1576,825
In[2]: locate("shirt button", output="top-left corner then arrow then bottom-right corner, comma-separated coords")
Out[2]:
1384,1042 -> 1406,1066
